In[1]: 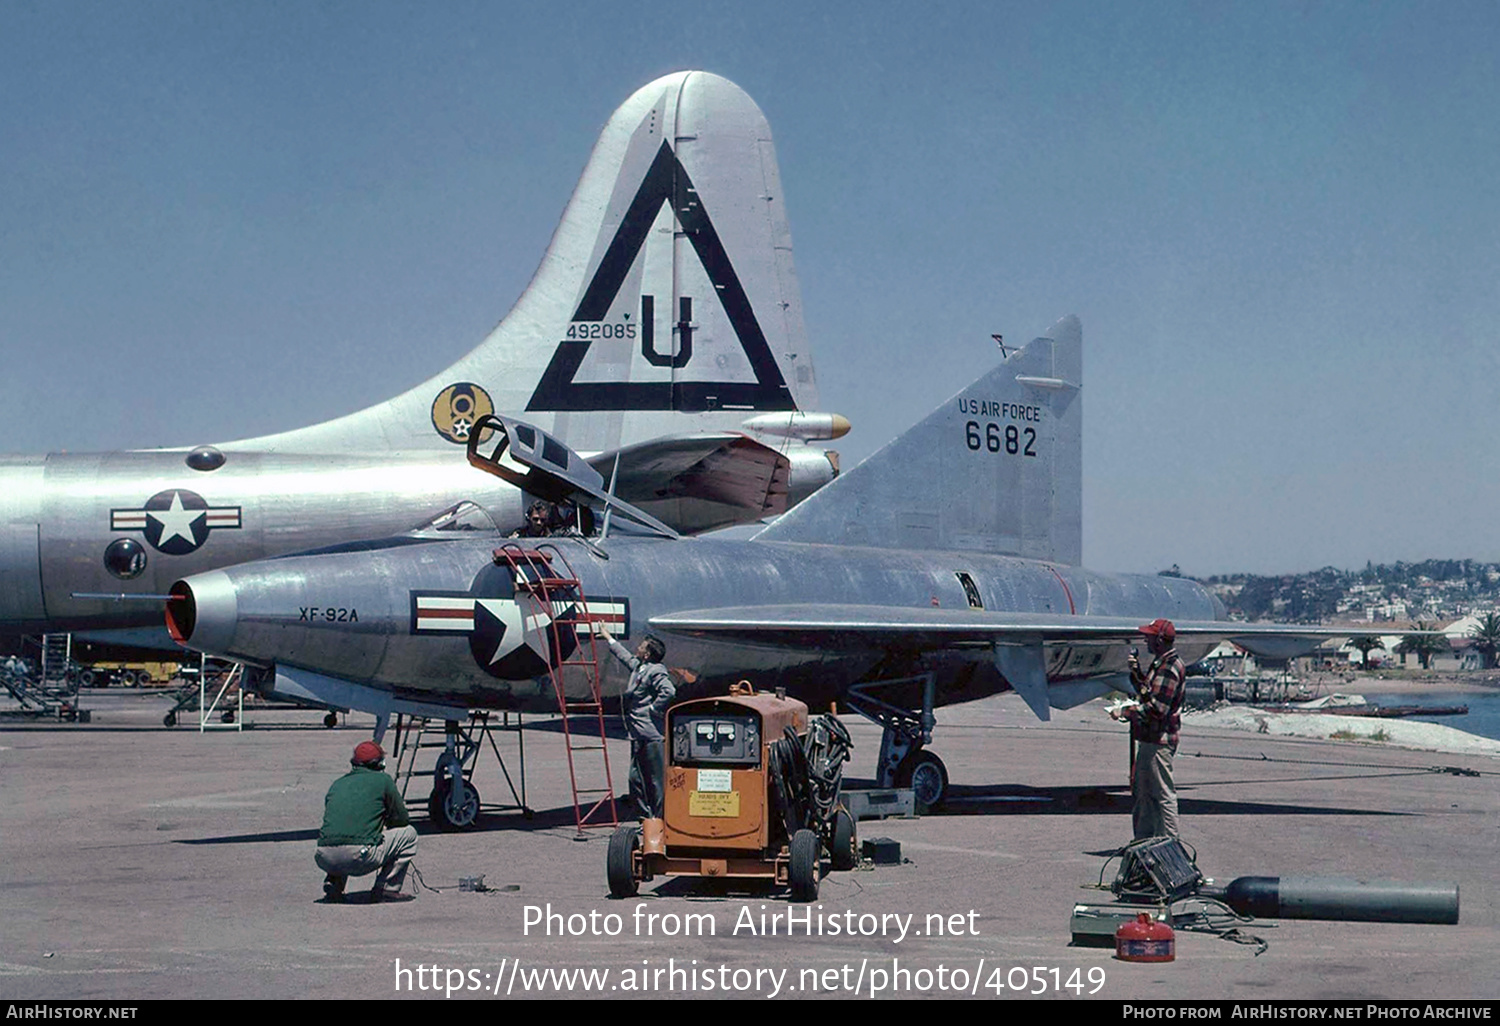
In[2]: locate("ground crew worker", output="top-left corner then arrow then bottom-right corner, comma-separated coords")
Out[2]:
314,740 -> 418,903
1110,618 -> 1188,839
597,624 -> 675,818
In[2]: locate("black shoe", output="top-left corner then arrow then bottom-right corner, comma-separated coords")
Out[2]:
371,887 -> 416,903
323,874 -> 346,903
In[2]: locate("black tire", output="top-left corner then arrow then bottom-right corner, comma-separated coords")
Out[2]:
163,711 -> 177,728
789,828 -> 821,902
606,824 -> 641,898
79,669 -> 96,687
897,750 -> 949,811
428,780 -> 482,831
830,806 -> 858,871
323,711 -> 339,728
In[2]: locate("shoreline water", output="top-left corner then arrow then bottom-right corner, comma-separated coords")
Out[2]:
1187,672 -> 1500,757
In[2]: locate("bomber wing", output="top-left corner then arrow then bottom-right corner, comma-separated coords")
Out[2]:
587,433 -> 791,534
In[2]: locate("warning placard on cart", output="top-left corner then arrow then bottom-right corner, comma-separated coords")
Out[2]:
688,791 -> 741,817
696,769 -> 733,792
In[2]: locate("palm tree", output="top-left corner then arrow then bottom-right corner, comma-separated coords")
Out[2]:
1469,612 -> 1500,670
1347,635 -> 1385,669
1399,624 -> 1447,670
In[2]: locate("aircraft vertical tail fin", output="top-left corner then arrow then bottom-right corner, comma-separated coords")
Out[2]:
756,316 -> 1083,564
224,71 -> 821,457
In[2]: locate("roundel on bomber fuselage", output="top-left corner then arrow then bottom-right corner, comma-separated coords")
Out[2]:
108,488 -> 243,556
431,382 -> 495,445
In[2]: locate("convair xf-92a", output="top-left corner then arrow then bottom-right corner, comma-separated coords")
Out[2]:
166,317 -> 1342,808
0,71 -> 844,647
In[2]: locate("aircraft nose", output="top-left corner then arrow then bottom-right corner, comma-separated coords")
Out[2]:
166,570 -> 239,657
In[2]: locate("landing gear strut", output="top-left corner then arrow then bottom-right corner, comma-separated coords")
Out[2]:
847,673 -> 949,810
429,725 -> 483,831
390,712 -> 531,830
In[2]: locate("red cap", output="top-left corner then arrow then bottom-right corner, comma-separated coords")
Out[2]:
352,740 -> 384,766
1139,618 -> 1176,642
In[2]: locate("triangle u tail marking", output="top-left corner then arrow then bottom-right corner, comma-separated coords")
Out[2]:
527,140 -> 794,413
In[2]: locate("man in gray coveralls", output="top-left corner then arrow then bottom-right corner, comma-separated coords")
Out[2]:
597,624 -> 675,818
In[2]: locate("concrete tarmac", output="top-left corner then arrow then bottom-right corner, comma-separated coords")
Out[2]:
1,689 -> 1495,1001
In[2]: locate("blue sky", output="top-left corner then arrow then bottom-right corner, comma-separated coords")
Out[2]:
3,1 -> 1497,575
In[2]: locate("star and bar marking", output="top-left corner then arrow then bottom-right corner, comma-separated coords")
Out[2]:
410,585 -> 629,681
110,489 -> 242,556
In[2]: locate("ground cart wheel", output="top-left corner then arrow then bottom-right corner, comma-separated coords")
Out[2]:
789,828 -> 821,902
606,824 -> 641,898
897,750 -> 949,811
428,780 -> 482,831
830,806 -> 858,871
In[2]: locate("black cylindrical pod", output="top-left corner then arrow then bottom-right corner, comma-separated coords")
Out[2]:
1209,876 -> 1459,924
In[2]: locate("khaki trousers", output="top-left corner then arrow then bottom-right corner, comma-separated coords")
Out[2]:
1132,741 -> 1179,840
315,824 -> 418,892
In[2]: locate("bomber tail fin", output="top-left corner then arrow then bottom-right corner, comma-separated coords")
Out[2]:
225,71 -> 822,458
756,316 -> 1082,564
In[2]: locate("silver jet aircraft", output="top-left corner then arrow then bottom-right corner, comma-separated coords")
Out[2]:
0,72 -> 843,646
166,317 -> 1338,810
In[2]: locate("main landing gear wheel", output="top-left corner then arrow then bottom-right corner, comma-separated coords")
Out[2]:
606,824 -> 641,898
789,828 -> 821,903
323,711 -> 339,728
897,750 -> 949,811
163,711 -> 178,728
829,806 -> 858,871
429,780 -> 482,831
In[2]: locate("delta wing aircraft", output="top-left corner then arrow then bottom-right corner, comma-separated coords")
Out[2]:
165,316 -> 1341,810
0,71 -> 843,647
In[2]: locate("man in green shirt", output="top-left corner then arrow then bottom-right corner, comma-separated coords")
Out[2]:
315,740 -> 418,903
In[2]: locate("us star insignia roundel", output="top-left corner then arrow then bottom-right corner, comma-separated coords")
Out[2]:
410,567 -> 628,682
110,489 -> 242,555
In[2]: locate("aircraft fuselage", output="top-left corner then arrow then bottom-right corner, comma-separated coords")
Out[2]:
0,450 -> 519,634
172,534 -> 1223,714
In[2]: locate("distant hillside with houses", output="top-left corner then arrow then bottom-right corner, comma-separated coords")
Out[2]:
1186,559 -> 1500,626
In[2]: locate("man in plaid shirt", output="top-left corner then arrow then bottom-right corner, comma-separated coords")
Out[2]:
1111,618 -> 1187,839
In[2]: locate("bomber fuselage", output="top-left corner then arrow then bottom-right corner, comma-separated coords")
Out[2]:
0,450 -> 520,634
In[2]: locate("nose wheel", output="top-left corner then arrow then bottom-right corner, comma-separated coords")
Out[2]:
428,779 -> 482,831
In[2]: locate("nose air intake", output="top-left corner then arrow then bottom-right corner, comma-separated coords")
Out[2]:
165,570 -> 239,658
165,581 -> 196,644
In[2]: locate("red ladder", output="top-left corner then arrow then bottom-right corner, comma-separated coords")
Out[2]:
492,542 -> 617,833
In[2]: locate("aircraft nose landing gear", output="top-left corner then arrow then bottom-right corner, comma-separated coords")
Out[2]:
429,777 -> 482,831
389,713 -> 533,830
428,741 -> 482,831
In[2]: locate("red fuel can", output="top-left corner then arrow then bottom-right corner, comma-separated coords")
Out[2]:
1116,912 -> 1175,962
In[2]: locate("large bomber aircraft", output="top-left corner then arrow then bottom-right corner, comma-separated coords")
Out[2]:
165,317 -> 1340,813
0,71 -> 844,649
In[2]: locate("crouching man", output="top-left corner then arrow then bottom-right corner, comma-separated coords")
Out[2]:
315,740 -> 418,903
